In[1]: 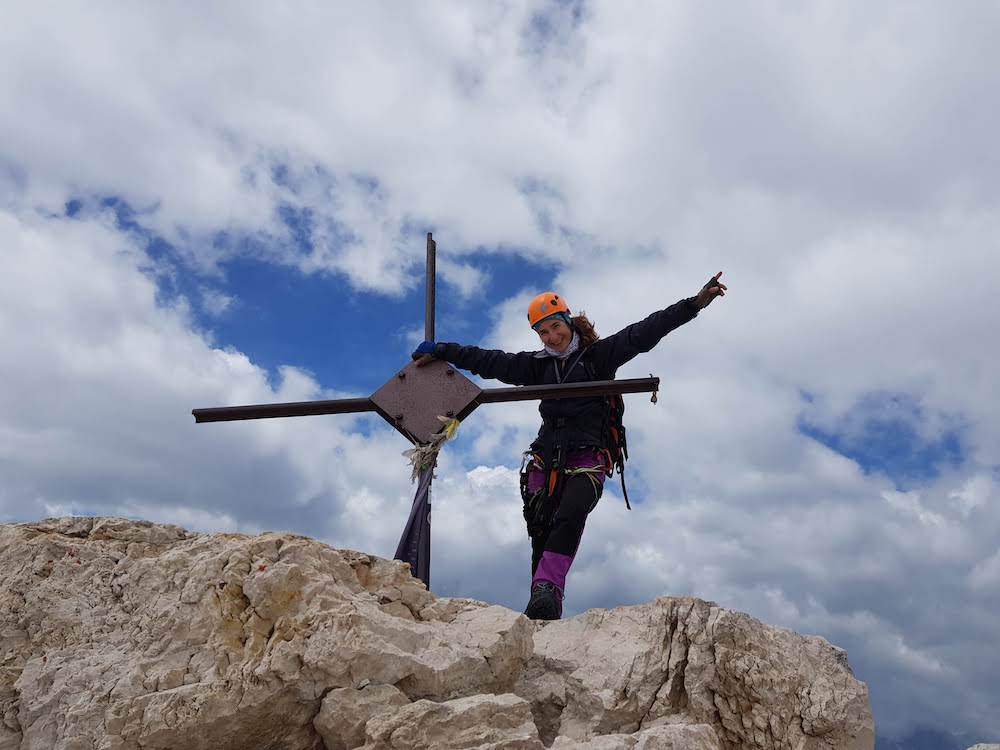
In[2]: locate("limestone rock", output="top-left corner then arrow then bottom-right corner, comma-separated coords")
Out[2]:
361,693 -> 543,749
314,684 -> 410,750
0,517 -> 874,750
515,598 -> 874,749
550,723 -> 722,748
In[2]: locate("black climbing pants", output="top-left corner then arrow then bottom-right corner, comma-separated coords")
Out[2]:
530,473 -> 604,576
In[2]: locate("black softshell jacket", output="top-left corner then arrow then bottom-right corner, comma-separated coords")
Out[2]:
438,297 -> 700,455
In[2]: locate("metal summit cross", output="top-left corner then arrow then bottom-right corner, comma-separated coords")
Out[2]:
193,234 -> 659,590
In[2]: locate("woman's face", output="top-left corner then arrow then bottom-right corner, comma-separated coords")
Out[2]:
535,318 -> 571,352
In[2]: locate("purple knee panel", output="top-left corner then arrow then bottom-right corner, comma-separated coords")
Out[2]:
527,448 -> 607,596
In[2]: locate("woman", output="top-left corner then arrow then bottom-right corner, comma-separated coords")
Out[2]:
412,272 -> 727,620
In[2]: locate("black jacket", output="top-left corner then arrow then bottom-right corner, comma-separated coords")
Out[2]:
438,297 -> 700,456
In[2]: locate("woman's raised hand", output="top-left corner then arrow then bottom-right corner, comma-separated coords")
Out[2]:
695,271 -> 727,309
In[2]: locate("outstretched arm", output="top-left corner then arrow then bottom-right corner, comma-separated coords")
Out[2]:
413,341 -> 538,386
589,272 -> 728,376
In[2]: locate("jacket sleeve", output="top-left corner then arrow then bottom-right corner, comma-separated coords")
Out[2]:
587,298 -> 700,377
436,343 -> 539,385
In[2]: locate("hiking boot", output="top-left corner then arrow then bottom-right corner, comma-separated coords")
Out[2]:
523,581 -> 563,621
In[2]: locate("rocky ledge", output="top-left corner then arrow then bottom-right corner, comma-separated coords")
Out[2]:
0,518 -> 874,750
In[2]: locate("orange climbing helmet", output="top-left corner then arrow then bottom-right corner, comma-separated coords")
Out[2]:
527,292 -> 572,329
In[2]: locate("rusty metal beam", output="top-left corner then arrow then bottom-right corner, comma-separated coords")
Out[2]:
425,233 -> 436,342
192,376 -> 659,425
192,397 -> 375,423
477,377 -> 658,404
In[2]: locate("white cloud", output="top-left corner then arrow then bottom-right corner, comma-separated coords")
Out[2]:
437,258 -> 489,300
199,287 -> 234,317
882,490 -> 947,528
969,550 -> 1000,591
0,208 -> 414,558
950,474 -> 994,520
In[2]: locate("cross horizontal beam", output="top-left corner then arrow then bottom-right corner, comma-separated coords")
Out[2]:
191,377 -> 659,424
478,377 -> 658,404
192,397 -> 373,423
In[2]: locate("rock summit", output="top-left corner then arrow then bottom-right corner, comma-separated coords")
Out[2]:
0,518 -> 874,749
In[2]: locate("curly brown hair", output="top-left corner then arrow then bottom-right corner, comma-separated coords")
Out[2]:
571,313 -> 599,347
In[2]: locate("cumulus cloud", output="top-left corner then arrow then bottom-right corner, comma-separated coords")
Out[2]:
0,208 -> 419,552
199,287 -> 235,318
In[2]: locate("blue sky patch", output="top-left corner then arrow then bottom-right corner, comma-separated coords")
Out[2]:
205,246 -> 555,395
68,194 -> 558,397
798,392 -> 966,490
65,196 -> 198,311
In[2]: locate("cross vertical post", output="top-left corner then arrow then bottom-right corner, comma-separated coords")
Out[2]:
425,233 -> 436,341
393,233 -> 438,587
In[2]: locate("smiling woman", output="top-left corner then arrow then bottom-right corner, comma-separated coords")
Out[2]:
528,292 -> 600,355
412,273 -> 727,620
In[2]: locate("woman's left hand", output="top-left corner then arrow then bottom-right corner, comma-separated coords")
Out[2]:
695,271 -> 727,309
411,340 -> 439,367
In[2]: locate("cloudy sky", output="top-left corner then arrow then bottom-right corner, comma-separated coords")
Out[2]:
2,1 -> 998,743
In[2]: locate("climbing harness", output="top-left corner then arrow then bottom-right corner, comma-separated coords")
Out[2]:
519,448 -> 608,539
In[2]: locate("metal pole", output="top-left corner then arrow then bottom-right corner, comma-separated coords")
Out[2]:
403,231 -> 437,590
192,378 -> 659,425
477,377 -> 659,404
192,397 -> 375,423
425,233 -> 436,342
